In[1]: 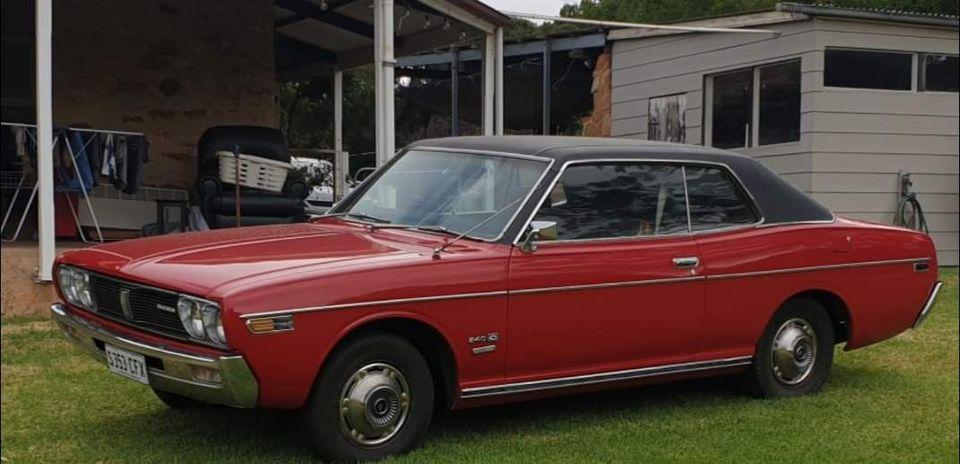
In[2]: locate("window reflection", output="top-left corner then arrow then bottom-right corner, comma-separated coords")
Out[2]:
533,163 -> 688,240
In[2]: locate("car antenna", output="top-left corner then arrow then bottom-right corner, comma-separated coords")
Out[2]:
432,196 -> 525,260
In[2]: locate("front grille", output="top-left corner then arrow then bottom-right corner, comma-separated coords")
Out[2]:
90,274 -> 187,338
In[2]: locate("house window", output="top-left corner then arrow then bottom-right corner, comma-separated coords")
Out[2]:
920,53 -> 959,92
533,163 -> 689,240
647,94 -> 686,143
705,59 -> 800,149
824,48 -> 913,90
708,69 -> 753,149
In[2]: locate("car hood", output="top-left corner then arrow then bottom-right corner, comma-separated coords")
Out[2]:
60,222 -> 439,298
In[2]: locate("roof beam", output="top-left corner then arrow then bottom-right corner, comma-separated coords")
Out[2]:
503,10 -> 779,35
277,34 -> 338,64
396,32 -> 605,67
274,0 -> 374,38
276,13 -> 307,28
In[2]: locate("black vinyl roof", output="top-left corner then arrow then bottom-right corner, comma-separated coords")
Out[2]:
408,136 -> 834,225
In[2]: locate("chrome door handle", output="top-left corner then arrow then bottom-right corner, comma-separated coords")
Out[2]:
673,256 -> 700,269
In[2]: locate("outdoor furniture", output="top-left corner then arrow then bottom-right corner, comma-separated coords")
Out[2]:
195,126 -> 307,229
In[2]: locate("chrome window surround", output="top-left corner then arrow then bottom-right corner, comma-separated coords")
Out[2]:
460,355 -> 753,399
58,266 -> 226,349
329,147 -> 555,244
511,158 -> 766,246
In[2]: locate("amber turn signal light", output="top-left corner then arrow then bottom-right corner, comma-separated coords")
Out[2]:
246,315 -> 294,334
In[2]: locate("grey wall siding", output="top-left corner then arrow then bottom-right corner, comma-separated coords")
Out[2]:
610,18 -> 959,265
805,18 -> 959,266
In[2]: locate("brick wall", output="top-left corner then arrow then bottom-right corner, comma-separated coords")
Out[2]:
52,0 -> 278,189
581,46 -> 611,138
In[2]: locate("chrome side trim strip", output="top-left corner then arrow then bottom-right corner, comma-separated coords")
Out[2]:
913,280 -> 943,329
460,356 -> 753,399
239,290 -> 509,319
510,275 -> 704,296
704,257 -> 929,281
242,257 -> 931,318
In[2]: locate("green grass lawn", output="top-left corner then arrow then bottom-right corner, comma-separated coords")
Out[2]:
2,269 -> 957,463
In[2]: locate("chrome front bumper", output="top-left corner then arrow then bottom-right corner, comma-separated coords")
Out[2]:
912,281 -> 943,329
51,303 -> 259,408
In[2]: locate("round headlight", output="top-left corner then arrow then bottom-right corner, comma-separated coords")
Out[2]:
57,266 -> 94,310
58,266 -> 78,303
201,303 -> 226,345
76,272 -> 94,308
177,297 -> 205,339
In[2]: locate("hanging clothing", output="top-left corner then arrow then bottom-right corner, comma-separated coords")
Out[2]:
113,135 -> 128,191
121,135 -> 149,194
57,130 -> 94,192
101,134 -> 116,179
84,132 -> 103,185
14,127 -> 29,159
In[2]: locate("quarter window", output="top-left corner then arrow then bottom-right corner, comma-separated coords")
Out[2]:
685,166 -> 758,231
824,48 -> 913,90
533,163 -> 688,240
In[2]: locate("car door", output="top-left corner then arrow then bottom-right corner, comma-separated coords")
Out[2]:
505,161 -> 705,382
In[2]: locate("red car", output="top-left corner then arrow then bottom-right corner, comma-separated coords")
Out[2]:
52,137 -> 942,462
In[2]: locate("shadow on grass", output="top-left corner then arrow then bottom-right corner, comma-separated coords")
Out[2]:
85,376 -> 743,458
84,360 -> 895,460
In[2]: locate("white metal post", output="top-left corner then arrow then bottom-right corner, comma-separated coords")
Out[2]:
374,0 -> 395,166
333,68 -> 346,200
382,0 -> 395,161
35,0 -> 55,282
374,0 -> 384,166
494,27 -> 504,135
482,33 -> 495,135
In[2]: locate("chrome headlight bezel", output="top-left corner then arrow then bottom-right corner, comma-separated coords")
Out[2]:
57,265 -> 95,311
176,295 -> 227,347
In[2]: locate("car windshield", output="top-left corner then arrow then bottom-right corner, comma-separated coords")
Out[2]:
338,150 -> 549,240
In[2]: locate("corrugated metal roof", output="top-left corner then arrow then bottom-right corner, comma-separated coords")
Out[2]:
776,2 -> 958,27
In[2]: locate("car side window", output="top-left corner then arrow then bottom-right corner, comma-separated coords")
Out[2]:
533,163 -> 688,240
684,165 -> 759,231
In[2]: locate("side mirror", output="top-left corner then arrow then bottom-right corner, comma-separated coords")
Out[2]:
520,220 -> 558,253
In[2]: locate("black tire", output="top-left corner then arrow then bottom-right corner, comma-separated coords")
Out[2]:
153,388 -> 204,409
745,297 -> 835,398
306,332 -> 435,462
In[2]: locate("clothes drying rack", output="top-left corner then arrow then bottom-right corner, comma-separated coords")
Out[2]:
1,122 -> 144,243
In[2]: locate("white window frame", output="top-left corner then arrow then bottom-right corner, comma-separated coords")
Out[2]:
918,52 -> 960,93
823,46 -> 917,92
703,58 -> 801,149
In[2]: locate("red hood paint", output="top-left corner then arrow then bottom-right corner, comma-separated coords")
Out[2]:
57,220 -> 451,299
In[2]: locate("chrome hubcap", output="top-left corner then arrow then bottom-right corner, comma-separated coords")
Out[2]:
771,318 -> 817,385
339,363 -> 410,447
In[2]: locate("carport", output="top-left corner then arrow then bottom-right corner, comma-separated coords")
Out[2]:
11,0 -> 509,283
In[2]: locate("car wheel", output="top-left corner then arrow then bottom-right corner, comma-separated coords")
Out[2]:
307,332 -> 435,462
153,388 -> 204,408
745,297 -> 835,398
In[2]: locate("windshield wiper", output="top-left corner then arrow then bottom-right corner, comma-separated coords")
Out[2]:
369,224 -> 461,236
431,196 -> 526,259
342,212 -> 391,224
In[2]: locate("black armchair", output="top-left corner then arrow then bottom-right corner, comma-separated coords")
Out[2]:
195,126 -> 307,229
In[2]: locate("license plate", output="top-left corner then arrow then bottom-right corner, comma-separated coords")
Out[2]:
104,344 -> 150,385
